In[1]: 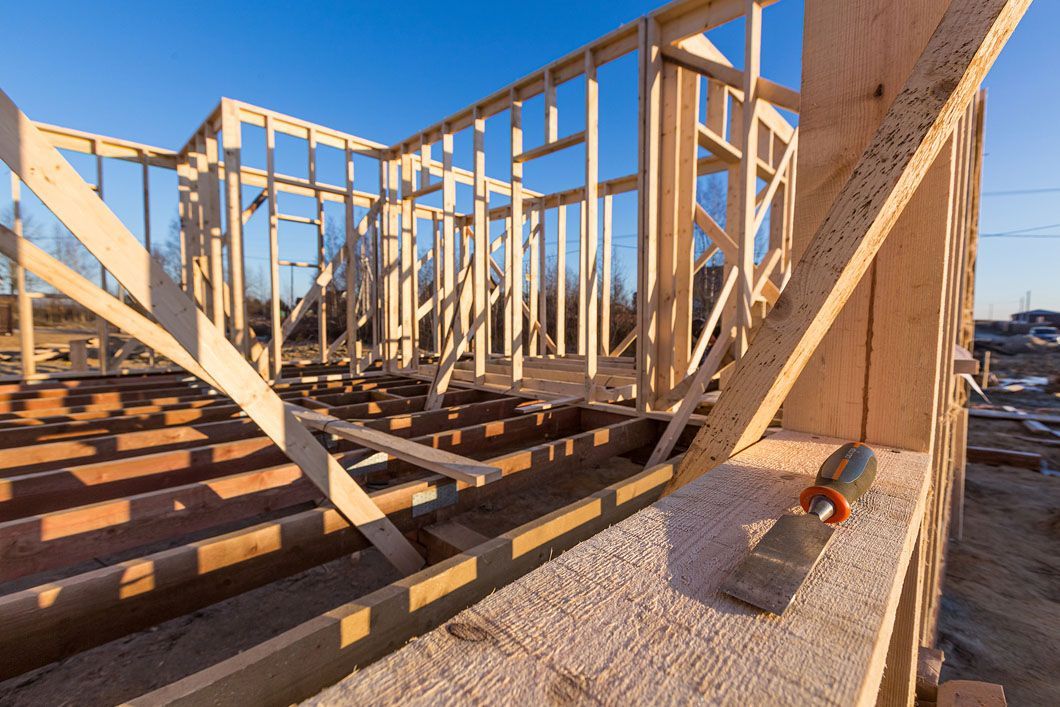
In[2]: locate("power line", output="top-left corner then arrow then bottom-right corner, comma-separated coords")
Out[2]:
982,222 -> 1060,236
981,233 -> 1060,239
982,187 -> 1060,196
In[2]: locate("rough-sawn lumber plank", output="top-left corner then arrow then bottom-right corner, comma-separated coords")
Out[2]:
664,0 -> 1030,494
310,431 -> 931,706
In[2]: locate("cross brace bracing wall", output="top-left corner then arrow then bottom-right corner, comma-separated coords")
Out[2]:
5,11 -> 800,415
0,0 -> 1014,702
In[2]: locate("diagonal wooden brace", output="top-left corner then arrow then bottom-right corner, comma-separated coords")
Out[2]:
286,403 -> 501,487
662,0 -> 1031,495
0,224 -> 220,389
0,91 -> 424,574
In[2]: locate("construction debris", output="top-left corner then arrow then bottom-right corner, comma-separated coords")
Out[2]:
967,445 -> 1043,470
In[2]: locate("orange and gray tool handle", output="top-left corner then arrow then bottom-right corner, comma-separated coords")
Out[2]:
798,442 -> 878,524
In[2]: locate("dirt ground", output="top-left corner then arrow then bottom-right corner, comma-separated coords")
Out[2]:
937,349 -> 1060,705
0,545 -> 402,706
0,320 -> 347,376
0,326 -> 163,376
0,454 -> 644,705
1,331 -> 1056,702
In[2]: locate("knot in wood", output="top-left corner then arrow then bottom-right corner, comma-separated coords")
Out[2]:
445,621 -> 491,642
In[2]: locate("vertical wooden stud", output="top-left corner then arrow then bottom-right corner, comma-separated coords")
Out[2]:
584,49 -> 599,396
734,0 -> 762,357
343,139 -> 357,373
556,203 -> 567,356
264,116 -> 283,378
9,174 -> 34,376
472,109 -> 488,383
220,100 -> 249,356
601,191 -> 612,356
637,17 -> 663,412
509,91 -> 524,387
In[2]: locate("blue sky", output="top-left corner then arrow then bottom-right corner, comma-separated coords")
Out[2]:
0,0 -> 1054,318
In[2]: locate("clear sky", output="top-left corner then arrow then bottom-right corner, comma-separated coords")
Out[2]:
0,0 -> 1054,318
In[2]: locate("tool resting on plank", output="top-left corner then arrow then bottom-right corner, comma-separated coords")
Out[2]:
721,442 -> 878,615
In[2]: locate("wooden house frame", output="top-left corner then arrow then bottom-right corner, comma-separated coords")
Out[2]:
0,0 -> 1024,702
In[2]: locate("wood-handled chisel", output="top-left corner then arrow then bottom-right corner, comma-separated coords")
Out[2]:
720,442 -> 878,615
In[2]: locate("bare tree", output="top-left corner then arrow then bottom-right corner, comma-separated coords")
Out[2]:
48,222 -> 94,281
694,175 -> 728,321
608,258 -> 636,354
0,207 -> 50,294
324,217 -> 346,291
151,216 -> 183,284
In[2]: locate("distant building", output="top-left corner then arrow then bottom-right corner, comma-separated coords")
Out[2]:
1012,309 -> 1060,326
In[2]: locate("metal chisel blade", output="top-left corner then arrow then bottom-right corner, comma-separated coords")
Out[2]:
720,513 -> 835,615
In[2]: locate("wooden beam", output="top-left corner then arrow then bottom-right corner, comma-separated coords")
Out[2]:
509,91 -> 525,387
418,520 -> 490,563
344,139 -> 359,374
128,426 -> 667,706
381,158 -> 401,369
648,247 -> 781,464
676,32 -> 795,142
0,225 -> 219,389
878,536 -> 924,706
556,204 -> 567,356
0,462 -> 320,582
952,345 -> 980,375
654,56 -> 699,406
399,154 -> 416,368
601,192 -> 612,355
513,130 -> 586,164
292,432 -> 931,707
647,324 -> 734,466
612,326 -> 637,357
286,403 -> 501,486
472,110 -> 488,384
694,202 -> 738,259
221,99 -> 249,355
264,115 -> 283,378
758,76 -> 801,114
441,125 -> 457,370
0,412 -> 651,682
751,132 -> 798,235
424,261 -> 475,408
696,123 -> 741,163
528,208 -> 541,354
0,90 -> 424,574
35,120 -> 179,169
537,207 -> 548,357
636,16 -> 663,413
544,68 -> 559,143
661,43 -> 801,114
93,142 -> 110,375
0,435 -> 281,517
8,175 -> 34,377
662,0 -> 1030,494
733,0 -> 761,358
310,128 -> 328,364
203,131 -> 225,331
966,445 -> 1042,470
255,202 -> 380,368
108,338 -> 143,370
686,266 -> 739,377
